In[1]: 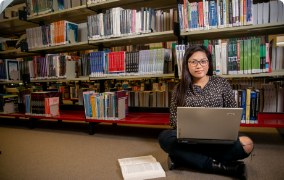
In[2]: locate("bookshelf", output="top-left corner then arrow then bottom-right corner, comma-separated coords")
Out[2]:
180,22 -> 284,41
0,0 -> 284,133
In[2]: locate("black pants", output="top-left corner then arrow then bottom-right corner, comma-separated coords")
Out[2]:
158,130 -> 251,172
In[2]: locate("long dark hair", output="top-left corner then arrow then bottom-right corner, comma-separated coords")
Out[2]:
175,45 -> 213,106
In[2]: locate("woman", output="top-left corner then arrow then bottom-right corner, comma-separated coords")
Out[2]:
158,45 -> 253,179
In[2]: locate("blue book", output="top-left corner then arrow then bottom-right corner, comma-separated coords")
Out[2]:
241,90 -> 246,124
247,0 -> 251,23
95,52 -> 98,76
220,0 -> 223,26
250,91 -> 257,123
210,1 -> 216,27
215,3 -> 218,27
178,4 -> 183,31
83,93 -> 88,117
58,0 -> 64,11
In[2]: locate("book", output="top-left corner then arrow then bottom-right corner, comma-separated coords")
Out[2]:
245,88 -> 251,124
118,155 -> 166,180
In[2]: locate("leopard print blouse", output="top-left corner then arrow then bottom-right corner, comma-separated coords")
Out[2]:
169,76 -> 237,129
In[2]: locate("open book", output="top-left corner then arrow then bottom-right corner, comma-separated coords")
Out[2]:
118,155 -> 166,180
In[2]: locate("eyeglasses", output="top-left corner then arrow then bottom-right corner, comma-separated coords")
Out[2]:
188,60 -> 209,67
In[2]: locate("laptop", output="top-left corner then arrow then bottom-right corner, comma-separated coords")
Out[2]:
177,107 -> 243,145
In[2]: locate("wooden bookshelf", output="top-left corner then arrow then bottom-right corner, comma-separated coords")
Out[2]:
88,31 -> 177,47
28,41 -> 96,54
181,22 -> 284,41
0,73 -> 175,84
0,17 -> 37,38
219,70 -> 284,78
0,49 -> 39,59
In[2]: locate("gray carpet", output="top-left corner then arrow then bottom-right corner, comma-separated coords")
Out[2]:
0,117 -> 284,180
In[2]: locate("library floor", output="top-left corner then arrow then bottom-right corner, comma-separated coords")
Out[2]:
0,117 -> 284,180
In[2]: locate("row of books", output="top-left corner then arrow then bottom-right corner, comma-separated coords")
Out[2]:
176,36 -> 272,77
128,81 -> 176,107
0,59 -> 20,81
24,92 -> 61,117
88,48 -> 172,77
87,0 -> 109,4
228,79 -> 263,90
0,94 -> 19,114
87,7 -> 176,40
252,1 -> 284,25
26,0 -> 87,17
236,83 -> 284,124
83,90 -> 127,120
271,46 -> 284,70
129,91 -> 172,108
26,21 -> 87,49
20,55 -> 80,80
178,0 -> 284,33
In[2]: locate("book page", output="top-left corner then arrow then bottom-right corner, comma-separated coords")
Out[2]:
120,162 -> 166,180
118,155 -> 157,166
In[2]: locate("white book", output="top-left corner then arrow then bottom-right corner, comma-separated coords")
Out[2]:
270,1 -> 278,23
276,46 -> 284,70
118,155 -> 165,180
263,2 -> 269,24
271,47 -> 276,70
257,3 -> 263,24
175,45 -> 181,77
283,2 -> 284,21
252,4 -> 258,25
117,8 -> 121,37
221,42 -> 228,75
207,1 -> 210,29
235,0 -> 239,26
278,0 -> 283,22
203,0 -> 207,30
223,0 -> 227,27
215,44 -> 221,75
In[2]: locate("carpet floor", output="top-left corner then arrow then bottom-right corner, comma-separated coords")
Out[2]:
0,117 -> 284,180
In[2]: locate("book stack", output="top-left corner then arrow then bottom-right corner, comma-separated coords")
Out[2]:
26,20 -> 85,50
24,92 -> 61,116
87,7 -> 176,40
88,48 -> 172,77
83,90 -> 127,120
178,0 -> 284,33
0,94 -> 19,114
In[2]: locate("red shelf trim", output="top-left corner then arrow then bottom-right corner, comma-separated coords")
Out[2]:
1,112 -> 284,128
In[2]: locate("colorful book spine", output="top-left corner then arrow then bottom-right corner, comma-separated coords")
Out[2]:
241,90 -> 246,124
245,88 -> 251,124
247,39 -> 252,74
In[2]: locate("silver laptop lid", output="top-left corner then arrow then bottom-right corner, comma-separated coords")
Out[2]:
177,107 -> 243,141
